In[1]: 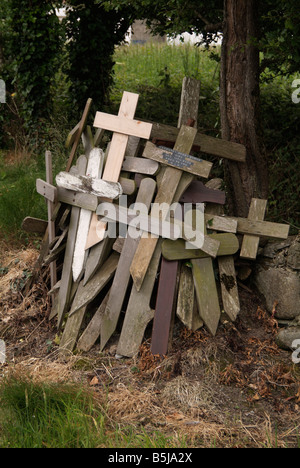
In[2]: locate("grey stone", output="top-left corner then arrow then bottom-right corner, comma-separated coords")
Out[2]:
276,327 -> 300,351
287,239 -> 300,270
254,267 -> 300,320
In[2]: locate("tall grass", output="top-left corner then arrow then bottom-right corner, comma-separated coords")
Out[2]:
0,375 -> 186,448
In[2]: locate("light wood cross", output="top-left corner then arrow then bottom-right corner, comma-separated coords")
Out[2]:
85,92 -> 153,250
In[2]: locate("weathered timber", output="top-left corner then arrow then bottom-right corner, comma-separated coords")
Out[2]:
143,141 -> 212,179
36,179 -> 57,204
101,179 -> 156,350
147,121 -> 247,162
150,258 -> 179,356
161,233 -> 239,261
236,217 -> 290,239
176,264 -> 203,331
59,305 -> 88,354
56,172 -> 122,200
66,98 -> 93,172
22,217 -> 47,235
72,148 -> 105,282
130,125 -> 198,292
77,291 -> 110,352
100,178 -> 157,352
116,240 -> 162,358
179,180 -> 226,205
45,151 -> 57,290
97,203 -> 219,255
121,156 -> 160,176
68,253 -> 119,317
219,255 -> 240,322
56,155 -> 88,330
240,199 -> 268,260
57,188 -> 98,212
192,255 -> 221,336
206,201 -> 240,323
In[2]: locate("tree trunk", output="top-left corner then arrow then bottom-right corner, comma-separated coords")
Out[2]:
220,0 -> 268,217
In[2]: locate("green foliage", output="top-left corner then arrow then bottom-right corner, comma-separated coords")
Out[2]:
0,1 -> 63,148
0,153 -> 47,241
259,0 -> 300,76
0,375 -> 185,448
103,0 -> 300,77
64,1 -> 134,116
6,1 -> 62,125
112,43 -> 220,130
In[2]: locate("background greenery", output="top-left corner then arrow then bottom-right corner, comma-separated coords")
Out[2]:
0,43 -> 299,242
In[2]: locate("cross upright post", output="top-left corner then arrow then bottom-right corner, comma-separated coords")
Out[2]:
85,91 -> 153,250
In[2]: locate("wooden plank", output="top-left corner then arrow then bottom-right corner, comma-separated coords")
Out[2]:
72,148 -> 104,282
57,188 -> 98,212
100,178 -> 157,352
192,255 -> 221,336
56,172 -> 122,200
150,258 -> 179,356
240,199 -> 268,260
86,92 -> 141,247
36,179 -> 57,204
206,201 -> 240,324
162,234 -> 239,261
148,121 -> 247,162
130,126 -> 198,292
43,242 -> 66,266
179,180 -> 226,205
68,252 -> 119,317
218,256 -> 240,322
121,156 -> 160,176
204,213 -> 237,233
119,177 -> 136,195
116,240 -> 162,358
77,291 -> 110,352
178,77 -> 201,129
143,142 -> 212,179
59,305 -> 88,354
236,217 -> 290,239
176,264 -> 203,331
66,98 -> 93,172
94,112 -> 152,140
56,155 -> 88,330
97,203 -> 219,255
22,217 -> 47,235
45,151 -> 57,291
65,122 -> 80,149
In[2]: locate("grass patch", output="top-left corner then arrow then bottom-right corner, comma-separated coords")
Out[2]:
0,375 -> 186,448
110,43 -> 220,131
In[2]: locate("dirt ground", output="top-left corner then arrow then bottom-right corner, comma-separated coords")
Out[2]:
0,243 -> 299,448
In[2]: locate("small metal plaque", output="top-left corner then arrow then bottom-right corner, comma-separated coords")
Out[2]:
159,146 -> 202,169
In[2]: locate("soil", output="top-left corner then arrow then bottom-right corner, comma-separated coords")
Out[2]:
0,244 -> 299,448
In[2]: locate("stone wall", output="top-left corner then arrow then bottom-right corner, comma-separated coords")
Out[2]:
253,235 -> 300,350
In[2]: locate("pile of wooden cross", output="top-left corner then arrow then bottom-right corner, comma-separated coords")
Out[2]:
24,81 -> 290,358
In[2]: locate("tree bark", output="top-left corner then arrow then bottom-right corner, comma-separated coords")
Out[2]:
220,0 -> 268,217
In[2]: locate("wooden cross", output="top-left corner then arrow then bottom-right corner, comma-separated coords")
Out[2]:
240,198 -> 268,260
85,92 -> 153,249
129,125 -> 218,292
